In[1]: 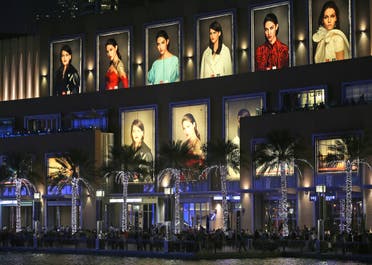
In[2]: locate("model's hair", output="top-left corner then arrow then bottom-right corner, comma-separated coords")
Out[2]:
105,38 -> 122,60
60,44 -> 72,56
263,13 -> 279,35
156,30 -> 170,49
131,119 -> 145,143
182,113 -> 201,140
237,108 -> 251,119
208,21 -> 223,55
236,109 -> 250,137
318,1 -> 340,29
60,45 -> 72,63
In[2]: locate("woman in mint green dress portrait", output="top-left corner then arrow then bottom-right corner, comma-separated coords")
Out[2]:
148,30 -> 179,85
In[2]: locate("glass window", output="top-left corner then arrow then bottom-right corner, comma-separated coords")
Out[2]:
0,118 -> 14,137
281,87 -> 326,111
69,109 -> 107,130
263,199 -> 297,232
182,202 -> 210,229
100,0 -> 118,11
344,81 -> 372,104
297,89 -> 325,109
316,137 -> 358,173
24,114 -> 60,132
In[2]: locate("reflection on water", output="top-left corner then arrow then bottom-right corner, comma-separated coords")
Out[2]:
0,253 -> 368,265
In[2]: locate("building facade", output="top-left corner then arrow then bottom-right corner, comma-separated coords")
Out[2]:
0,0 -> 371,234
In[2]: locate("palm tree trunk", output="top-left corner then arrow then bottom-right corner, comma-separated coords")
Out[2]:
121,173 -> 129,232
220,165 -> 228,231
174,169 -> 181,234
279,162 -> 289,237
15,178 -> 22,233
71,177 -> 78,234
57,206 -> 61,228
345,160 -> 352,233
339,199 -> 345,232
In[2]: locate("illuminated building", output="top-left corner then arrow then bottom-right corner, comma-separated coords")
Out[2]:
0,0 -> 371,234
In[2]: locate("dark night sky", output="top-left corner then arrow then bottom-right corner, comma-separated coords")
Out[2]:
0,0 -> 56,36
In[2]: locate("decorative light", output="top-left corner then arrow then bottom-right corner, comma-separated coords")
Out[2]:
33,192 -> 41,200
109,198 -> 142,203
96,189 -> 105,198
240,40 -> 248,51
135,57 -> 143,67
345,160 -> 352,233
164,187 -> 173,195
316,184 -> 326,193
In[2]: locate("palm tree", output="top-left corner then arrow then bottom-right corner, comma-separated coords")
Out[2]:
157,140 -> 199,234
253,130 -> 310,237
325,133 -> 372,233
48,149 -> 95,234
201,139 -> 240,231
0,153 -> 40,232
103,145 -> 151,232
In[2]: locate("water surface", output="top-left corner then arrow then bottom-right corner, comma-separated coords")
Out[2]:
0,252 -> 368,265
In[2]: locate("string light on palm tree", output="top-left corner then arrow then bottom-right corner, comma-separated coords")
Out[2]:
103,145 -> 151,232
48,150 -> 96,234
0,153 -> 40,233
201,139 -> 240,231
325,134 -> 372,234
254,130 -> 312,237
158,140 -> 199,235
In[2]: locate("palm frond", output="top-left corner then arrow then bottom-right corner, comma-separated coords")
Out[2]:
0,152 -> 39,195
202,139 -> 240,177
253,130 -> 307,178
77,177 -> 95,198
326,135 -> 361,163
103,144 -> 153,183
48,149 -> 96,192
158,140 -> 200,170
157,140 -> 201,184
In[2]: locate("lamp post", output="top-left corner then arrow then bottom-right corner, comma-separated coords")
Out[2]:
164,187 -> 173,252
316,184 -> 326,241
289,207 -> 294,232
33,192 -> 41,249
96,189 -> 104,249
164,187 -> 173,239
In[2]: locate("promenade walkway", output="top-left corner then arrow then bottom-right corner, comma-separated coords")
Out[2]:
1,229 -> 372,263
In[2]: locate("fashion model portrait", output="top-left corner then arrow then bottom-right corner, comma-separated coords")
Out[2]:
148,30 -> 179,85
255,13 -> 289,71
54,44 -> 80,96
312,0 -> 350,63
200,21 -> 232,78
104,38 -> 129,89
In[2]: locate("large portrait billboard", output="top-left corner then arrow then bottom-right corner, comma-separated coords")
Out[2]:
196,10 -> 235,79
224,94 -> 265,181
145,19 -> 182,85
170,100 -> 209,181
50,36 -> 82,96
251,1 -> 292,72
309,0 -> 352,64
120,106 -> 156,183
96,28 -> 131,91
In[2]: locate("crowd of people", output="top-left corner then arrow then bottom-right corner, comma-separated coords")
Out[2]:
1,224 -> 372,256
